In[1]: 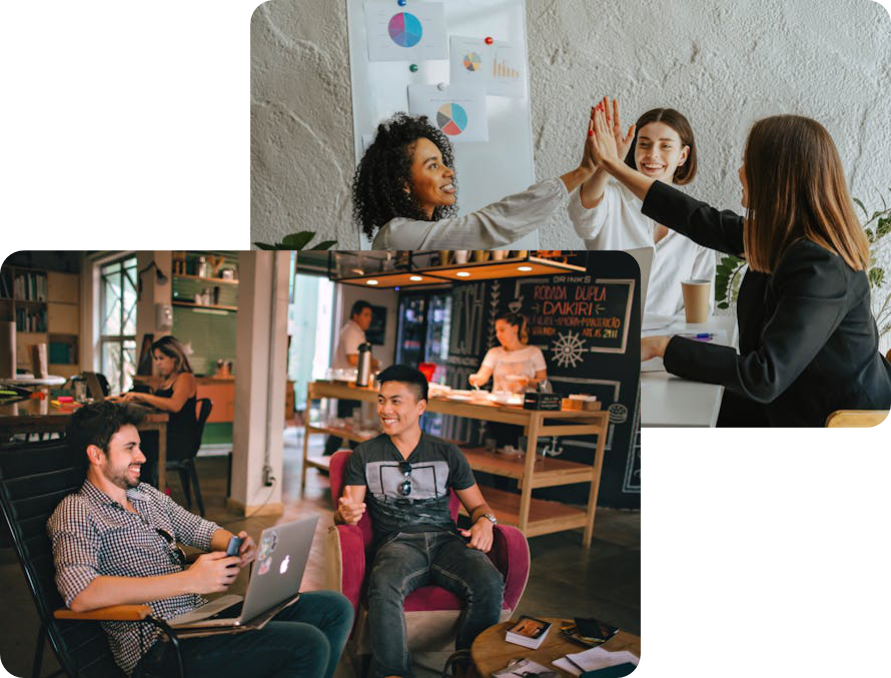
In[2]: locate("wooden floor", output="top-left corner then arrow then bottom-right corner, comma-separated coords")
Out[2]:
0,426 -> 640,677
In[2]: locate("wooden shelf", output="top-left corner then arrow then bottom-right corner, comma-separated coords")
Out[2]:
461,447 -> 595,489
307,424 -> 378,444
305,455 -> 332,472
460,486 -> 588,537
171,300 -> 238,312
173,274 -> 239,286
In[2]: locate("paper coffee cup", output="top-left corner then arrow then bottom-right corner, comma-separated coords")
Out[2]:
681,279 -> 711,324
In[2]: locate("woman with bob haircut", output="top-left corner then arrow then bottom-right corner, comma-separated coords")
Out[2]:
354,112 -> 597,249
569,99 -> 715,317
587,106 -> 891,426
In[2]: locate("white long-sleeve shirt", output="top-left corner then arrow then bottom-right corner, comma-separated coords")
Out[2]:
370,178 -> 568,250
568,179 -> 716,317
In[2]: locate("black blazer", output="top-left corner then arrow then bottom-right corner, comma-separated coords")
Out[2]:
642,180 -> 891,427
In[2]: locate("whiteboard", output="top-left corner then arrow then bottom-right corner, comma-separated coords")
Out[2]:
347,0 -> 538,250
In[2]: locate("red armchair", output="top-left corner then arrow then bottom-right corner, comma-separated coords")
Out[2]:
324,449 -> 531,659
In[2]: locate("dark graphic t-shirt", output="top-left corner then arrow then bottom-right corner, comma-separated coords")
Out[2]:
343,433 -> 476,542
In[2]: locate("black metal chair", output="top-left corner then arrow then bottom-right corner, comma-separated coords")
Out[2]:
0,438 -> 185,678
166,398 -> 212,516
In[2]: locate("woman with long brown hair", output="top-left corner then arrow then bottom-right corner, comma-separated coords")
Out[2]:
588,108 -> 891,426
569,99 -> 715,317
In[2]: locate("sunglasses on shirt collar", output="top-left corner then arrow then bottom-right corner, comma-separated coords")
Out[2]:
398,461 -> 412,497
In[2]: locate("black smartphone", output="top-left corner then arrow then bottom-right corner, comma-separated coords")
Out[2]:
225,536 -> 243,557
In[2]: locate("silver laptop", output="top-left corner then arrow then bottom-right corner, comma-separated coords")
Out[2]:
168,514 -> 319,629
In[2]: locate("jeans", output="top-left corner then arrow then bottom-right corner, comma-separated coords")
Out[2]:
366,531 -> 504,678
134,590 -> 353,678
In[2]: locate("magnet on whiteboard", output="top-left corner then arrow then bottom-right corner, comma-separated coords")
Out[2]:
485,36 -> 494,45
410,64 -> 419,72
437,82 -> 447,91
398,0 -> 407,6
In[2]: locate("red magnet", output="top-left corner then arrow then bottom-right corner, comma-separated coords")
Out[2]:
485,36 -> 494,45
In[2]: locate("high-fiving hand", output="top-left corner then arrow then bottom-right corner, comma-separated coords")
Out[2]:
586,97 -> 635,170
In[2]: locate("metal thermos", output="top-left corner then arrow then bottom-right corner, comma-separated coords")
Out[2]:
356,343 -> 373,387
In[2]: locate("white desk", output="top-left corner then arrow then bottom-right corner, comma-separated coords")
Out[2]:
641,314 -> 738,427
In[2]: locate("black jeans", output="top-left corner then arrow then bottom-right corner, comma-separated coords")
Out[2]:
366,531 -> 504,678
134,590 -> 353,678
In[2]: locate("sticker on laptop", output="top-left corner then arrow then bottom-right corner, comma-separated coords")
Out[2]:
257,557 -> 272,576
257,531 -> 278,561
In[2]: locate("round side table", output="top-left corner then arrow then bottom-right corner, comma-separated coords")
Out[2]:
471,618 -> 640,677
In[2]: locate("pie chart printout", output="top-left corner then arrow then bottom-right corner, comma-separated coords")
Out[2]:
388,12 -> 423,48
463,52 -> 482,72
436,103 -> 468,136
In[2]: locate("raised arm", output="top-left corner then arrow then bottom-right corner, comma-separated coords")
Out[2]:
384,123 -> 597,249
588,103 -> 744,256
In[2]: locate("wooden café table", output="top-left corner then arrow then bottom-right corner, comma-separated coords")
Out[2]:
0,399 -> 170,488
471,618 -> 640,677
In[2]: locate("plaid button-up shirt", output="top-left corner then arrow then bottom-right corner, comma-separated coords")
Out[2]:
47,480 -> 221,675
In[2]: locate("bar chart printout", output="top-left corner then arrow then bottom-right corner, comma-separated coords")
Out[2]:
448,35 -> 525,98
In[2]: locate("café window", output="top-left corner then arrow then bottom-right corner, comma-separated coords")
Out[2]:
100,256 -> 138,393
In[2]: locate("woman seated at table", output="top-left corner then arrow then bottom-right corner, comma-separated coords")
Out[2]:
114,336 -> 199,477
587,103 -> 891,426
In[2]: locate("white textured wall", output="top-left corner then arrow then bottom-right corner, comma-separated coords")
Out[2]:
251,0 -> 891,249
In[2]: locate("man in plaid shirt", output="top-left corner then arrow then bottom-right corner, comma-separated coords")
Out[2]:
48,401 -> 352,677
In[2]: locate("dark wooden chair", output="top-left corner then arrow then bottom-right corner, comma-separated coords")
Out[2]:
0,438 -> 186,678
166,398 -> 212,516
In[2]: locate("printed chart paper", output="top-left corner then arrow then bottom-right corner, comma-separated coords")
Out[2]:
408,84 -> 489,143
449,35 -> 526,98
365,1 -> 448,62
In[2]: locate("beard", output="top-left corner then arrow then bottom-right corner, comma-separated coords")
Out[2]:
104,465 -> 141,490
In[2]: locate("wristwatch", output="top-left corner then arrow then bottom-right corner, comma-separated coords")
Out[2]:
478,512 -> 498,526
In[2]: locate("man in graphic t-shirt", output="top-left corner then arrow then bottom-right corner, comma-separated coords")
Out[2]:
335,365 -> 504,678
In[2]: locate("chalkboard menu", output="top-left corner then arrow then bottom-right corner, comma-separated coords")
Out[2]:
430,251 -> 641,509
526,275 -> 635,356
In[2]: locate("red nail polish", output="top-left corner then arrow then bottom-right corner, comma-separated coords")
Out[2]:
588,130 -> 594,137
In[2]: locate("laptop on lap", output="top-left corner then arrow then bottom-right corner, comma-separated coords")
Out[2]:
167,514 -> 319,629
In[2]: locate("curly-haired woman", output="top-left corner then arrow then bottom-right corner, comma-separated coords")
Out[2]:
354,112 -> 596,249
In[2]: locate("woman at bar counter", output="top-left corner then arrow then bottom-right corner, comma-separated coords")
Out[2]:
469,312 -> 547,394
587,103 -> 891,426
469,312 -> 547,455
112,336 -> 199,476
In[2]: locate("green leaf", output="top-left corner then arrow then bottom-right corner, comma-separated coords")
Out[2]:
309,240 -> 338,251
281,232 -> 316,250
253,242 -> 276,250
853,197 -> 869,218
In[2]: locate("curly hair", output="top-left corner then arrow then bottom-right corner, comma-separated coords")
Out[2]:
352,112 -> 458,240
